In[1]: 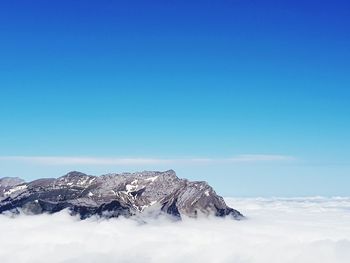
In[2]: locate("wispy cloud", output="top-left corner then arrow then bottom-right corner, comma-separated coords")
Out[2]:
0,155 -> 295,166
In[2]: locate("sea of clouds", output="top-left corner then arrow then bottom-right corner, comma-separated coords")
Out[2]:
0,197 -> 350,263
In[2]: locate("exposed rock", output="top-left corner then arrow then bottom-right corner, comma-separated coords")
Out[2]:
0,170 -> 243,220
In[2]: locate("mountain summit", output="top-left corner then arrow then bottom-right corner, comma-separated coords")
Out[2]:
0,170 -> 243,220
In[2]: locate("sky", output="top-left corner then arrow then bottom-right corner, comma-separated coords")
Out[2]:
0,0 -> 349,196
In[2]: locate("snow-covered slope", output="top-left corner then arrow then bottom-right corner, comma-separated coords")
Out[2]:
0,170 -> 243,220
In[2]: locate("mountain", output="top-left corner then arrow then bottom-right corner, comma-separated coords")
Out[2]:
0,170 -> 243,220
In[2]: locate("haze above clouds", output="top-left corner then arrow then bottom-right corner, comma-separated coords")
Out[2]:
0,154 -> 294,165
0,198 -> 349,263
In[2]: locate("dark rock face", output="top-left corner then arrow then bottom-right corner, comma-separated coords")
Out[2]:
0,170 -> 243,220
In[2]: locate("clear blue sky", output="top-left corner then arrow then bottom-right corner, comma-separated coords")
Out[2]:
0,0 -> 349,196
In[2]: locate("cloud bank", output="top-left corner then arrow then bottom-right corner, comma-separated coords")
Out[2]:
0,197 -> 349,263
0,154 -> 295,166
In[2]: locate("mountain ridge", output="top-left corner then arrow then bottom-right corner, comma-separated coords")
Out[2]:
0,170 -> 243,220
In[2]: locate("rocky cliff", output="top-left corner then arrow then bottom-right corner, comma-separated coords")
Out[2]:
0,170 -> 243,220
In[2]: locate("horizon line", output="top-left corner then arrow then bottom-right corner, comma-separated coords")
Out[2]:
0,154 -> 296,166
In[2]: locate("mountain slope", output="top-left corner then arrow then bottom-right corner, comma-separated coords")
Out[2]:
0,170 -> 243,220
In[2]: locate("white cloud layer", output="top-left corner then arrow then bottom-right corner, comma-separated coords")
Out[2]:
0,197 -> 350,263
0,154 -> 295,166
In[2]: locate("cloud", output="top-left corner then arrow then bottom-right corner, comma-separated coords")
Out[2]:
0,197 -> 349,263
0,154 -> 295,166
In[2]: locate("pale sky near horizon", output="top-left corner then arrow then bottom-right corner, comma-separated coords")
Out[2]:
0,0 -> 349,196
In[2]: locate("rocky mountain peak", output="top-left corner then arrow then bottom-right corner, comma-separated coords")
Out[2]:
0,177 -> 25,188
0,170 -> 243,220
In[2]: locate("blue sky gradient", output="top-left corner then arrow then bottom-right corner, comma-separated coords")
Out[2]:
0,0 -> 349,196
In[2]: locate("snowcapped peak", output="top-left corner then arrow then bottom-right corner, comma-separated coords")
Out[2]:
0,177 -> 25,188
0,170 -> 243,220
